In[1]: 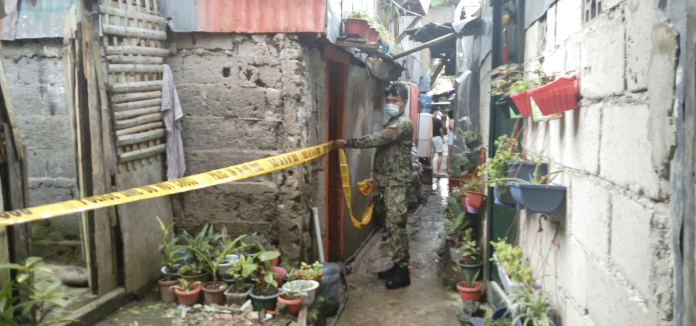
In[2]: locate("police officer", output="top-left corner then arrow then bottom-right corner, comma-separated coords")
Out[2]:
334,83 -> 413,289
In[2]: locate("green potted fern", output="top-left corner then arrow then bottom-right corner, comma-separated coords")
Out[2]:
456,229 -> 482,281
170,278 -> 202,307
156,217 -> 182,303
510,288 -> 560,326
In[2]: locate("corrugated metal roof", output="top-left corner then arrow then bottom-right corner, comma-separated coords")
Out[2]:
13,0 -> 76,39
160,0 -> 326,33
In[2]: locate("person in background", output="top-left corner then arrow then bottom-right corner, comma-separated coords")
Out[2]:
431,107 -> 445,177
334,83 -> 414,289
446,109 -> 455,175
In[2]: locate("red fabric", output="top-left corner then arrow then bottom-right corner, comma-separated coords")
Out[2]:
409,83 -> 419,144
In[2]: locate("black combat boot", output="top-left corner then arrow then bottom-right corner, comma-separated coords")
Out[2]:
385,266 -> 410,289
377,263 -> 400,280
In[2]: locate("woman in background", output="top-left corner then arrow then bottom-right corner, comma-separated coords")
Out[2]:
446,109 -> 454,175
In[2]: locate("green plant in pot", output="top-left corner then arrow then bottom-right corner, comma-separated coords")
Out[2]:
248,250 -> 282,312
479,135 -> 521,208
441,193 -> 470,256
170,278 -> 202,307
456,229 -> 483,281
0,257 -> 77,326
463,128 -> 480,149
510,288 -> 559,326
185,234 -> 250,305
456,270 -> 483,303
156,217 -> 182,302
490,64 -> 524,118
490,238 -> 535,294
277,287 -> 306,316
223,254 -> 256,306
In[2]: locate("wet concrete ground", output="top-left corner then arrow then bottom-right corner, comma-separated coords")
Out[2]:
336,177 -> 461,326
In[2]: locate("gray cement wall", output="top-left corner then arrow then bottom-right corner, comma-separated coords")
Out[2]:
516,1 -> 677,325
1,40 -> 82,264
165,33 -> 329,263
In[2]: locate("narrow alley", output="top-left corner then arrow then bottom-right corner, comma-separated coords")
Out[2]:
337,179 -> 461,326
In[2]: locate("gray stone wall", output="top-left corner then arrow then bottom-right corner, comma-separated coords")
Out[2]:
165,33 -> 327,263
517,1 -> 677,325
2,40 -> 82,264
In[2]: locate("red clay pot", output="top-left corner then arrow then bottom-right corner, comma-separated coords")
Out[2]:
202,281 -> 228,305
467,191 -> 486,208
158,278 -> 179,303
174,283 -> 202,307
366,27 -> 379,42
456,281 -> 483,303
510,90 -> 534,116
448,177 -> 462,193
272,266 -> 286,287
528,76 -> 579,115
277,294 -> 303,316
460,192 -> 468,208
343,18 -> 369,39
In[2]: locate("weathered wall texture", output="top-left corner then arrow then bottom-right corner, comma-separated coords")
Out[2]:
518,1 -> 677,325
165,33 -> 328,263
1,40 -> 82,264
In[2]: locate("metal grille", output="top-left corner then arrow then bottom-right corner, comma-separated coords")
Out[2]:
584,0 -> 602,23
99,0 -> 168,170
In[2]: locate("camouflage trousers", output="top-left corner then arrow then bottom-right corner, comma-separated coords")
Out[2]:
374,186 -> 410,269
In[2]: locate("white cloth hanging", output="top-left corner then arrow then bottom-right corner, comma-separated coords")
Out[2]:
160,64 -> 186,180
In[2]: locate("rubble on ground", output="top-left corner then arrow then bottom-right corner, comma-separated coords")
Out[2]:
167,300 -> 296,326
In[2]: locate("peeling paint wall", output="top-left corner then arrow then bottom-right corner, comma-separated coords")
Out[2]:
1,39 -> 82,264
518,1 -> 677,325
165,33 -> 330,263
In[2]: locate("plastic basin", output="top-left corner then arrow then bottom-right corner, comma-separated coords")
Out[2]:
506,161 -> 548,182
507,182 -> 566,215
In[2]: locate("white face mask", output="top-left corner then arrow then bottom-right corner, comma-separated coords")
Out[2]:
385,104 -> 401,117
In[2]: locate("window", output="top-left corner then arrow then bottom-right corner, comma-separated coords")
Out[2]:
584,0 -> 602,23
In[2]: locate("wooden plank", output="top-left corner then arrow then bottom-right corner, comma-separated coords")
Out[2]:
4,124 -> 29,271
112,98 -> 161,111
111,91 -> 161,104
80,0 -> 117,295
102,24 -> 166,40
105,45 -> 169,57
106,55 -> 163,64
115,121 -> 163,136
119,144 -> 165,162
117,128 -> 165,146
114,112 -> 162,130
336,40 -> 380,51
113,106 -> 160,119
0,46 -> 23,159
108,64 -> 163,74
108,80 -> 162,93
99,5 -> 166,23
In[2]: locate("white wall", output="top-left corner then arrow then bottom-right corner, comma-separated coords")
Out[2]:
517,1 -> 677,325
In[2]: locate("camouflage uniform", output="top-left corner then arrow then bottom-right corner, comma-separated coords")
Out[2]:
345,111 -> 413,269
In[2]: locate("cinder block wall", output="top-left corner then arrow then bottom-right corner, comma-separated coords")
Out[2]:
518,1 -> 676,325
2,40 -> 82,264
165,33 -> 327,263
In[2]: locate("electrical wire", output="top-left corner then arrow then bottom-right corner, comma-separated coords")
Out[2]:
329,225 -> 380,326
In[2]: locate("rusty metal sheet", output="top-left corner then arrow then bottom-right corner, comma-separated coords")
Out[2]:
14,0 -> 76,39
161,0 -> 326,33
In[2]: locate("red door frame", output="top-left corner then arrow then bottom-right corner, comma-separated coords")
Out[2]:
323,45 -> 350,261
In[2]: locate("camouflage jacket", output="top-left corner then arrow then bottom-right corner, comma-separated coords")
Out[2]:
345,111 -> 413,186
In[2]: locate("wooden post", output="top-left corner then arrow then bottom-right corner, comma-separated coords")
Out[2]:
80,0 -> 117,295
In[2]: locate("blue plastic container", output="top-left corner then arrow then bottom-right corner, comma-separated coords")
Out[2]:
507,182 -> 566,215
506,161 -> 548,182
493,186 -> 517,209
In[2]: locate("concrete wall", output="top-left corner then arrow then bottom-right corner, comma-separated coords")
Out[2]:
165,33 -> 330,263
517,1 -> 677,325
1,40 -> 82,264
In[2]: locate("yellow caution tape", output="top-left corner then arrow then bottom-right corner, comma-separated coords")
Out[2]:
356,180 -> 374,196
0,143 -> 334,226
0,143 -> 375,230
339,149 -> 374,228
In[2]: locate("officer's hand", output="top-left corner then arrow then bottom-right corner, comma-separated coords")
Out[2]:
334,139 -> 346,149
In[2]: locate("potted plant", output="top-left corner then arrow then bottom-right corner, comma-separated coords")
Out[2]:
223,254 -> 256,306
463,128 -> 480,149
490,64 -> 524,118
170,278 -> 202,307
248,250 -> 282,312
479,135 -> 521,209
176,224 -> 224,284
456,271 -> 482,303
490,239 -> 540,294
448,154 -> 474,193
460,178 -> 486,210
441,193 -> 470,262
491,163 -> 566,215
343,11 -> 370,39
295,261 -> 324,292
508,68 -> 555,116
456,229 -> 483,280
277,287 -> 306,316
510,288 -> 560,326
186,234 -> 250,305
282,279 -> 320,307
216,226 -> 241,278
528,75 -> 579,116
156,217 -> 182,303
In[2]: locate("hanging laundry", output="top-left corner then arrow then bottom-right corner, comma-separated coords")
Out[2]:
161,64 -> 186,180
